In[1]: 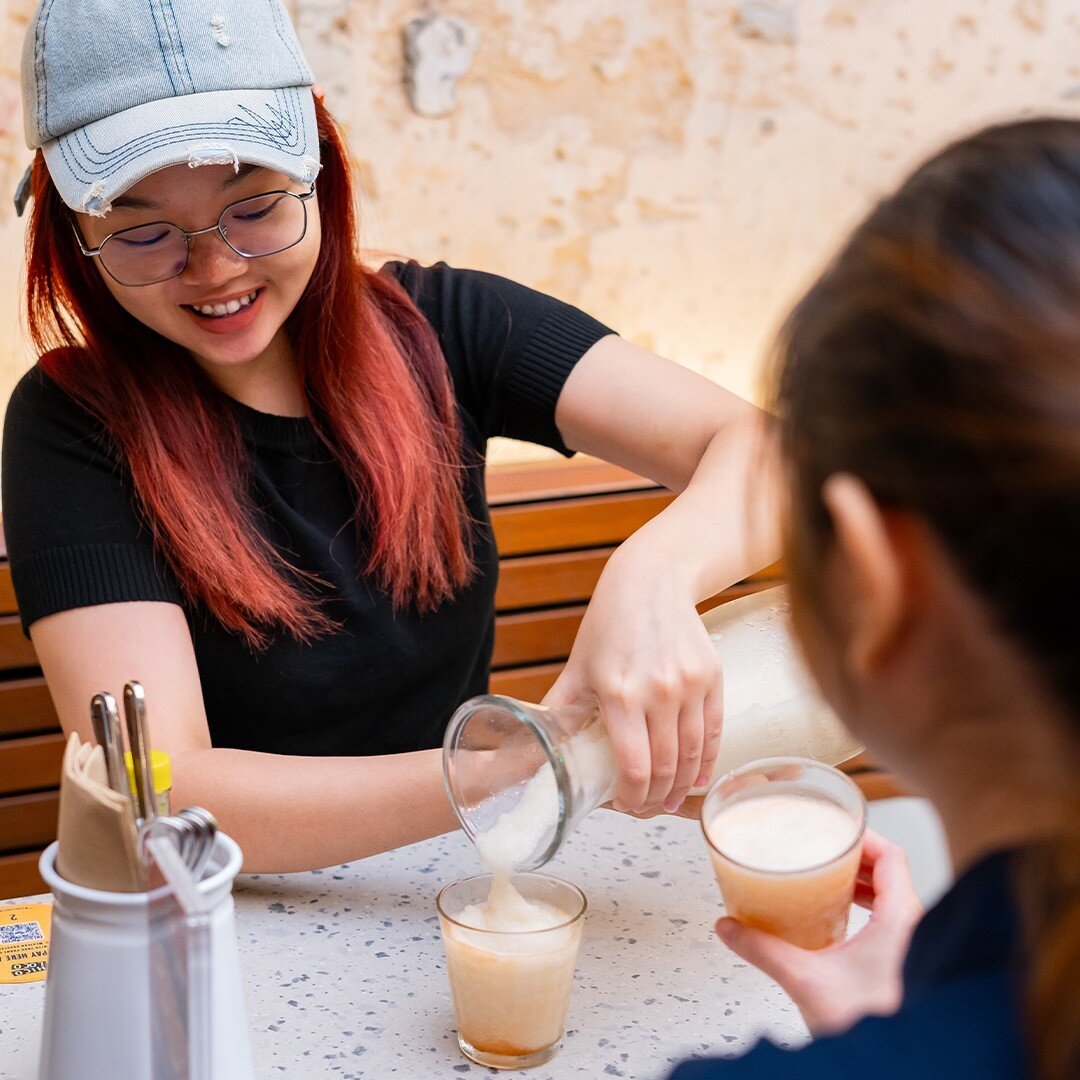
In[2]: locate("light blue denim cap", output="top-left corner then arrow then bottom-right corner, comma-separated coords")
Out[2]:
22,0 -> 321,216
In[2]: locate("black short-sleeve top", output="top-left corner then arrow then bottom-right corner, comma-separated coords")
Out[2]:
1,262 -> 614,756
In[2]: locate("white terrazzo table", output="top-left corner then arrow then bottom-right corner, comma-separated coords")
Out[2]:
0,810 -> 821,1080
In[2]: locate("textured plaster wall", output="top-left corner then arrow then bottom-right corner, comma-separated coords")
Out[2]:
2,1 -> 1079,467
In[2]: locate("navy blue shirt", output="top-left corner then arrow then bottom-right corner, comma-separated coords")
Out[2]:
670,850 -> 1029,1080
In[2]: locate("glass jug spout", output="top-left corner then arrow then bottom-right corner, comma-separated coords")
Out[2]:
442,695 -> 615,872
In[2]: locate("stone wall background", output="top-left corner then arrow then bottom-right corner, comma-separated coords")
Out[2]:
1,0 -> 1078,467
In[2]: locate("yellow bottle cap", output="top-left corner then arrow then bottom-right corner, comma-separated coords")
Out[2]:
124,749 -> 172,793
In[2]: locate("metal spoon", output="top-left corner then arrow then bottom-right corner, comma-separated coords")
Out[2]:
90,691 -> 131,806
139,810 -> 217,880
177,807 -> 218,879
123,681 -> 156,824
139,816 -> 189,850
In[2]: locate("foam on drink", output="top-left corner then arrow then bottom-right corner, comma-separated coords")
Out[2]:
707,794 -> 860,871
454,872 -> 567,933
449,736 -> 583,969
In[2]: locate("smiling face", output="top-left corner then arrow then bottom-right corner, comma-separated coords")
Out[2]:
73,162 -> 321,379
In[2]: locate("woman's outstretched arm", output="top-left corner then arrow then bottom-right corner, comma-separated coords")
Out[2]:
31,601 -> 457,872
549,336 -> 781,814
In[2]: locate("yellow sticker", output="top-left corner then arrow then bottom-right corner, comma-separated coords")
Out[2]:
0,903 -> 52,983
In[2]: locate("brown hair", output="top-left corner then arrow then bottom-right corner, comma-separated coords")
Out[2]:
770,118 -> 1080,1079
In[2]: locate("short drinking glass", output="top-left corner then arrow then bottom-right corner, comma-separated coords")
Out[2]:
436,874 -> 586,1070
701,757 -> 867,950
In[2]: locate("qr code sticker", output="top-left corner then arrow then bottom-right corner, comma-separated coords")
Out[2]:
10,961 -> 47,977
0,921 -> 43,945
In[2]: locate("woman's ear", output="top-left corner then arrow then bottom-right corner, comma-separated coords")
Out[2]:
820,473 -> 907,677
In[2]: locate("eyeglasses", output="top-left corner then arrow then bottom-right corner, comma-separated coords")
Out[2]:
71,182 -> 317,287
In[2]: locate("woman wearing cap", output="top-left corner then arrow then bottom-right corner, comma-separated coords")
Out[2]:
4,0 -> 776,870
668,119 -> 1080,1080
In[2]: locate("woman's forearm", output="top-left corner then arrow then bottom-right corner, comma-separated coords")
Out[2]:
170,745 -> 457,872
614,411 -> 781,601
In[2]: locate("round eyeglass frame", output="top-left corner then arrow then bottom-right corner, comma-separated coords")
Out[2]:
70,181 -> 318,287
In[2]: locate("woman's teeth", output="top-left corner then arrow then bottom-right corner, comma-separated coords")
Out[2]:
187,290 -> 259,318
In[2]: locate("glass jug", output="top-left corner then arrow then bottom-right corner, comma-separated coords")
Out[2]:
443,695 -> 615,872
443,587 -> 863,872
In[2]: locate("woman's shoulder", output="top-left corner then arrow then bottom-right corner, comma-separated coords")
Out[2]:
376,258 -> 509,323
6,350 -> 101,435
4,350 -> 117,474
377,256 -> 440,290
9,355 -> 68,411
376,258 -> 565,327
374,258 -> 613,452
376,258 -> 613,357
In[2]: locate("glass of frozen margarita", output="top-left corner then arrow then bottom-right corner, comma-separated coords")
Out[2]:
436,872 -> 586,1070
701,757 -> 866,950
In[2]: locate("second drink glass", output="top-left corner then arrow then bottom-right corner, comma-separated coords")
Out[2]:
701,757 -> 867,950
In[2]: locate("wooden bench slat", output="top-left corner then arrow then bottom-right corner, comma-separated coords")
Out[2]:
0,677 -> 59,739
487,459 -> 656,506
0,849 -> 46,902
838,750 -> 874,774
697,578 -> 778,614
497,555 -> 783,615
0,614 -> 36,671
496,548 -> 614,612
0,566 -> 16,618
0,791 -> 59,852
493,605 -> 586,669
0,734 -> 66,798
488,663 -> 564,702
491,490 -> 675,556
848,771 -> 910,801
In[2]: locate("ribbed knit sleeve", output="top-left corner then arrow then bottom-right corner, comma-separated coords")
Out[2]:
382,261 -> 616,454
2,366 -> 182,635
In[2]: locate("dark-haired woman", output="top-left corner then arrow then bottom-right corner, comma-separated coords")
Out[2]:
4,0 -> 777,870
671,118 -> 1080,1080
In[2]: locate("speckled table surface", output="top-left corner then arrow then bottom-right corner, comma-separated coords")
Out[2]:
0,810 -> 817,1080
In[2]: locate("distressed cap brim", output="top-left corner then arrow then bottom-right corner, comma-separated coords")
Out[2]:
42,85 -> 320,215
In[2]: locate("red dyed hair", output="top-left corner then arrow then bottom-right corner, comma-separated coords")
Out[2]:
24,101 -> 474,648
